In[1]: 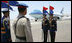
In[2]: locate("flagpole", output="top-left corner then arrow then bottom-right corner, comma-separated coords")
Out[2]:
8,1 -> 12,41
49,4 -> 52,42
8,1 -> 10,26
49,5 -> 50,15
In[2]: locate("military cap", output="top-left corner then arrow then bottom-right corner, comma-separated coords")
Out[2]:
1,7 -> 13,12
16,3 -> 28,8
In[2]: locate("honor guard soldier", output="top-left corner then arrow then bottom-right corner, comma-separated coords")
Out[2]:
42,14 -> 50,42
49,14 -> 57,42
1,7 -> 12,42
13,3 -> 33,42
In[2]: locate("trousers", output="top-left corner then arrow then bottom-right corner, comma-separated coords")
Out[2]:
43,29 -> 48,42
50,31 -> 56,42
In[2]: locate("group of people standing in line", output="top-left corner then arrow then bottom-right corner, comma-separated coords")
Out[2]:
1,2 -> 57,42
42,14 -> 57,42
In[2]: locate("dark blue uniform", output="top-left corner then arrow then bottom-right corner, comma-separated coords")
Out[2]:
1,16 -> 8,42
1,16 -> 11,42
1,3 -> 13,42
42,18 -> 50,42
49,18 -> 57,42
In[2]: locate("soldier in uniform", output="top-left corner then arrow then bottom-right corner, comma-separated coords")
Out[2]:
1,7 -> 12,42
13,3 -> 33,42
49,14 -> 57,42
42,14 -> 50,42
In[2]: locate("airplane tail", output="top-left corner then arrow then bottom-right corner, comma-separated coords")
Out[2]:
60,8 -> 64,14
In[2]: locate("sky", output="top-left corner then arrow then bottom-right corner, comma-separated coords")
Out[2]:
2,1 -> 71,20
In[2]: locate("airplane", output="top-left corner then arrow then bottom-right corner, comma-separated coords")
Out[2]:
29,10 -> 43,21
53,8 -> 71,20
29,8 -> 71,21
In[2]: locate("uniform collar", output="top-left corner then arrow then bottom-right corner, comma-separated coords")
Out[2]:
17,14 -> 25,18
1,16 -> 5,20
49,17 -> 54,20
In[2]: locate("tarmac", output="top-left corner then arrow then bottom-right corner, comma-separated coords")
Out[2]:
10,20 -> 71,42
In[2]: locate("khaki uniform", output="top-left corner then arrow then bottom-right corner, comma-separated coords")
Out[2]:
13,14 -> 33,42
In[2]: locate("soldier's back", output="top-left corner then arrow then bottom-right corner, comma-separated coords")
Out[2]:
15,18 -> 27,37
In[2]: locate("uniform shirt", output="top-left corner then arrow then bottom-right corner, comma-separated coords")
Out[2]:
1,16 -> 5,27
49,18 -> 57,32
42,18 -> 50,30
13,14 -> 33,42
1,16 -> 11,39
1,16 -> 8,33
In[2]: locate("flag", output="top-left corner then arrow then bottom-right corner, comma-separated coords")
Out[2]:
43,6 -> 48,15
1,2 -> 8,8
43,10 -> 48,15
1,1 -> 18,6
50,6 -> 54,10
9,1 -> 18,6
43,6 -> 48,10
1,1 -> 8,3
50,10 -> 54,14
1,2 -> 13,10
49,6 -> 54,15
